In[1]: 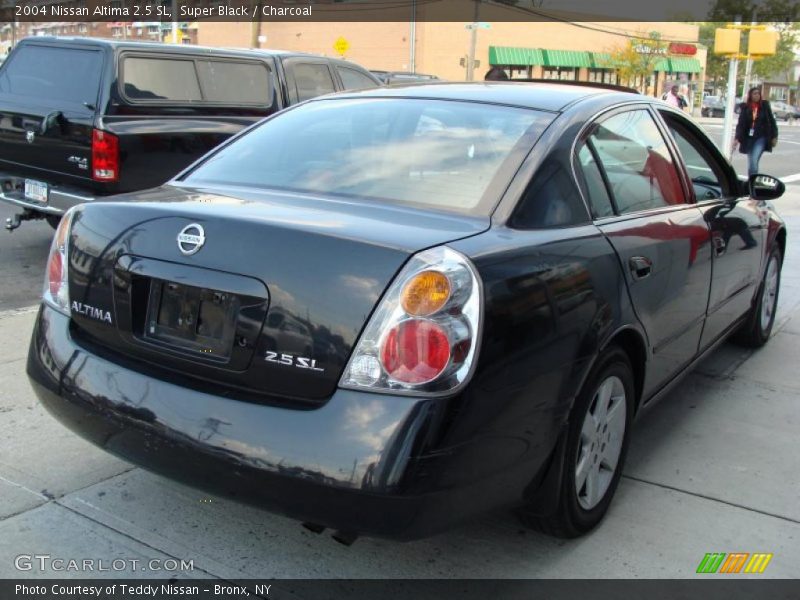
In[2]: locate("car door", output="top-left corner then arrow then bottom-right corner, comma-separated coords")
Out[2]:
575,106 -> 713,396
280,57 -> 337,105
656,108 -> 766,349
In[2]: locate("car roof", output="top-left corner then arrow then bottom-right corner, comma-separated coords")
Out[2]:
18,37 -> 317,60
330,82 -> 637,112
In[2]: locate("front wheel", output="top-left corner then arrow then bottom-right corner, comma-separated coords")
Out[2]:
518,346 -> 634,537
734,244 -> 782,347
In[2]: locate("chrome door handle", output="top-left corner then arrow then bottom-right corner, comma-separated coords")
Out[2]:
629,256 -> 652,280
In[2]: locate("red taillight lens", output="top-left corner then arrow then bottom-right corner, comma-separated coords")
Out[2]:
47,251 -> 63,297
381,319 -> 451,384
92,129 -> 119,182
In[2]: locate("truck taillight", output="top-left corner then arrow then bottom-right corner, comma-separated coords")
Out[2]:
43,208 -> 76,315
340,246 -> 482,396
92,129 -> 119,182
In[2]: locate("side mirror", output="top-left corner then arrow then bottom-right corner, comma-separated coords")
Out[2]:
749,174 -> 785,201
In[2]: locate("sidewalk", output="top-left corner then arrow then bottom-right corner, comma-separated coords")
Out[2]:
0,193 -> 799,579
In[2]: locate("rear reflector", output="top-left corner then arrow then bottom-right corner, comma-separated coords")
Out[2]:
92,129 -> 119,182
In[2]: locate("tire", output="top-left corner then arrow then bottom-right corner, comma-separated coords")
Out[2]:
734,244 -> 782,348
518,346 -> 635,537
45,214 -> 61,230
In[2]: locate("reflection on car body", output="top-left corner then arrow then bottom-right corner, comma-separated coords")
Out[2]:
27,82 -> 787,541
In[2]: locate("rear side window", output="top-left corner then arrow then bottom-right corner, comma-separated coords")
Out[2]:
292,63 -> 336,102
512,154 -> 589,228
196,60 -> 273,104
589,109 -> 685,214
576,143 -> 615,218
337,67 -> 378,91
122,57 -> 201,101
0,45 -> 102,106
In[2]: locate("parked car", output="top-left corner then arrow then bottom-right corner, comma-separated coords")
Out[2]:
28,82 -> 786,541
0,37 -> 380,230
701,95 -> 725,117
770,101 -> 796,121
371,70 -> 441,85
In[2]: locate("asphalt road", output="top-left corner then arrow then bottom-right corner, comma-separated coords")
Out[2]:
0,203 -> 52,311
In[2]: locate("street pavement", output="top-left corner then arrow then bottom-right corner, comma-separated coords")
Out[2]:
0,191 -> 799,579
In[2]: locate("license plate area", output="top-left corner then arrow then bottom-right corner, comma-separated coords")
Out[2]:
144,280 -> 240,360
24,179 -> 48,203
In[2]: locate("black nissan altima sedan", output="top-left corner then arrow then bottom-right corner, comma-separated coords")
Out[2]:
28,83 -> 787,541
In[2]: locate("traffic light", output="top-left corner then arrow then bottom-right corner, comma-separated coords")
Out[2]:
714,28 -> 740,55
749,29 -> 778,56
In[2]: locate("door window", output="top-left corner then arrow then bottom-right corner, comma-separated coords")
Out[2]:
660,112 -> 732,201
337,67 -> 379,91
292,63 -> 336,102
589,109 -> 686,214
576,143 -> 615,218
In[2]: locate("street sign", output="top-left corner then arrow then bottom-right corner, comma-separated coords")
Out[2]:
333,37 -> 350,56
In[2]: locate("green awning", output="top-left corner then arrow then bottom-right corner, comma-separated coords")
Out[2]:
489,46 -> 545,66
543,49 -> 592,68
655,57 -> 671,71
590,52 -> 613,69
668,57 -> 702,73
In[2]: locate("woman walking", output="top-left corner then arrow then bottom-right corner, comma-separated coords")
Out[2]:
735,87 -> 779,177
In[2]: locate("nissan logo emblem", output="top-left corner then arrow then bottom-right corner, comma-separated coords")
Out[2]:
177,223 -> 206,256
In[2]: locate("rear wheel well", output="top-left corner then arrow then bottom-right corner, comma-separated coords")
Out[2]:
604,329 -> 646,411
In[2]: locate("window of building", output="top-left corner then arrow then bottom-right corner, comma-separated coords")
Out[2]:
542,67 -> 577,81
587,69 -> 618,85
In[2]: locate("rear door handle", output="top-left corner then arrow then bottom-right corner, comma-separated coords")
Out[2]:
629,256 -> 652,280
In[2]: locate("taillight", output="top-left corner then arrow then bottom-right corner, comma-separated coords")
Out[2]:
92,129 -> 119,182
340,246 -> 482,395
43,209 -> 76,315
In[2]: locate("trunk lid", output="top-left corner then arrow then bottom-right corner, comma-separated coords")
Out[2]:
68,185 -> 489,403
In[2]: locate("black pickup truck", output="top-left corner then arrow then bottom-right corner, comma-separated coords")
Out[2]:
0,37 -> 381,230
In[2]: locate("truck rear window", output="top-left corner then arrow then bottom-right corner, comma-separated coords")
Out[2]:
0,45 -> 102,106
121,56 -> 274,106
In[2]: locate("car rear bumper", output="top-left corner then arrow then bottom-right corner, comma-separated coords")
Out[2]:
0,172 -> 97,215
27,305 -> 552,540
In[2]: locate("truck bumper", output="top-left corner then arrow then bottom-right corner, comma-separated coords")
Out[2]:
0,173 -> 97,216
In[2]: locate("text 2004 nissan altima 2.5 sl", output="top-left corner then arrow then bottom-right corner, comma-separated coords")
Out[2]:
28,83 -> 786,541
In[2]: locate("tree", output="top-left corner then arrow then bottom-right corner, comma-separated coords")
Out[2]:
603,32 -> 669,94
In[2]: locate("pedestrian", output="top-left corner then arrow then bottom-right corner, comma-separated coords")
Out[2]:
663,85 -> 688,110
484,67 -> 509,81
735,87 -> 779,177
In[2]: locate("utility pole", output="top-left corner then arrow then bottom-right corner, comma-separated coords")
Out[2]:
741,19 -> 756,97
721,19 -> 742,161
171,0 -> 178,44
466,0 -> 480,81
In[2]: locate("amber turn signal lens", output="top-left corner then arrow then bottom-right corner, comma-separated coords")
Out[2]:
401,270 -> 451,316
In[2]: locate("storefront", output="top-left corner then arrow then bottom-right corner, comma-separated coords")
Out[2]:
488,45 -> 702,99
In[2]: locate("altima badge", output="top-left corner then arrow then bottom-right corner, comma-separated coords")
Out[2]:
25,131 -> 35,144
177,223 -> 206,255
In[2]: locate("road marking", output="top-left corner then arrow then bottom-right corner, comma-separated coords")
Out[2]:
781,173 -> 800,183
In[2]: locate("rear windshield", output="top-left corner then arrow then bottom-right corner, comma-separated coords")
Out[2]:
183,98 -> 553,214
121,56 -> 274,106
0,45 -> 102,107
